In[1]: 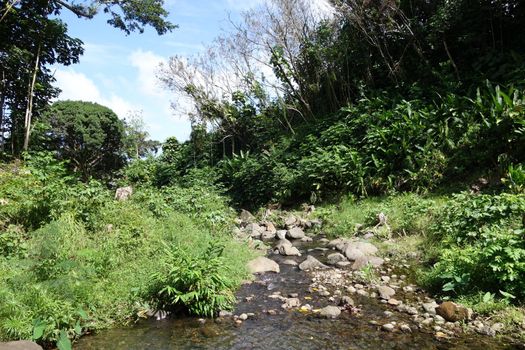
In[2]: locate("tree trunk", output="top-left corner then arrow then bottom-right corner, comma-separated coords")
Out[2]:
23,42 -> 41,152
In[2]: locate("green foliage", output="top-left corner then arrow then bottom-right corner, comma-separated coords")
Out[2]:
424,193 -> 525,299
146,240 -> 236,317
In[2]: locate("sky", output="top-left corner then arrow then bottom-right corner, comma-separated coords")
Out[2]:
53,0 -> 265,143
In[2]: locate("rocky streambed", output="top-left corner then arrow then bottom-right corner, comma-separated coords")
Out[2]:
76,211 -> 524,350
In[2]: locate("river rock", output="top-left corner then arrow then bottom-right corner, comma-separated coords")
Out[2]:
261,230 -> 277,240
299,255 -> 327,271
327,253 -> 347,265
281,298 -> 301,309
382,323 -> 395,332
284,215 -> 297,226
377,285 -> 396,300
282,259 -> 298,266
435,302 -> 472,322
240,209 -> 255,224
319,306 -> 341,318
328,238 -> 351,251
0,342 -> 42,350
344,247 -> 366,261
345,242 -> 378,256
276,230 -> 287,240
247,257 -> 280,274
339,296 -> 355,306
351,256 -> 384,270
423,301 -> 438,315
245,223 -> 265,239
336,261 -> 351,268
280,245 -> 301,256
287,227 -> 305,239
264,221 -> 277,234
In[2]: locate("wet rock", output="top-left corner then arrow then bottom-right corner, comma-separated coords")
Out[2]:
0,342 -> 42,350
327,253 -> 347,265
435,302 -> 472,322
281,298 -> 301,309
299,255 -> 327,271
240,209 -> 255,224
287,227 -> 306,239
282,259 -> 298,266
377,285 -> 396,300
319,238 -> 330,244
319,306 -> 341,319
382,323 -> 395,332
247,257 -> 280,274
301,236 -> 313,243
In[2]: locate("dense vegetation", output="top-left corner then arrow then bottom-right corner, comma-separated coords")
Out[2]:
1,0 -> 525,347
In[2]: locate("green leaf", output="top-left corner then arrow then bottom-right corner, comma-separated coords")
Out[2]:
31,319 -> 47,340
57,330 -> 72,350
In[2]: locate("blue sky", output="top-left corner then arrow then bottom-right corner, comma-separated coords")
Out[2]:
54,0 -> 264,142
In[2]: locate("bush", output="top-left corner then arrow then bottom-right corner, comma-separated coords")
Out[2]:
424,193 -> 525,298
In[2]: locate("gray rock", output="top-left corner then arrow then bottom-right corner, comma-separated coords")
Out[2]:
336,261 -> 351,268
382,323 -> 395,332
284,216 -> 297,226
300,236 -> 313,242
280,245 -> 301,256
282,259 -> 298,266
345,241 -> 378,256
344,247 -> 366,261
339,296 -> 355,306
377,285 -> 396,300
238,313 -> 248,321
327,253 -> 347,265
400,324 -> 412,333
245,223 -> 265,239
240,209 -> 255,224
115,186 -> 133,201
328,238 -> 351,251
0,342 -> 42,350
287,227 -> 305,239
219,310 -> 233,317
276,230 -> 287,240
319,306 -> 341,318
264,221 -> 277,234
247,257 -> 280,274
299,255 -> 327,271
423,301 -> 438,315
281,298 -> 301,309
351,256 -> 384,270
261,230 -> 277,240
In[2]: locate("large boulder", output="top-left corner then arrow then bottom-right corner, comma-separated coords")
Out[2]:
326,253 -> 347,265
245,223 -> 265,239
435,302 -> 472,322
286,227 -> 306,239
0,341 -> 42,350
351,256 -> 384,270
115,186 -> 133,201
247,257 -> 280,274
240,209 -> 255,224
299,255 -> 327,271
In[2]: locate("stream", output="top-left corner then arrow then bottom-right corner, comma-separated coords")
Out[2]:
76,238 -> 522,350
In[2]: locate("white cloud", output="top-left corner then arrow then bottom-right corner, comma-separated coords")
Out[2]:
129,49 -> 167,97
54,68 -> 137,118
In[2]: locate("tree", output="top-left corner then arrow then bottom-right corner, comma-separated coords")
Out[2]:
40,100 -> 125,180
0,0 -> 175,155
123,110 -> 160,159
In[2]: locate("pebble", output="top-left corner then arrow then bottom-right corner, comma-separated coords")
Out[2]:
400,324 -> 412,333
382,323 -> 395,332
387,298 -> 400,306
346,286 -> 357,293
384,311 -> 393,317
238,313 -> 248,321
357,290 -> 369,297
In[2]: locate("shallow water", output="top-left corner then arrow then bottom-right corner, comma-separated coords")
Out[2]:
76,241 -> 521,350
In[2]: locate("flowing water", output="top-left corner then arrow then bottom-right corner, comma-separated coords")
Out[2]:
76,240 -> 522,350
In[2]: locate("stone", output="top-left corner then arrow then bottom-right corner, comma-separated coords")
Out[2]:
238,313 -> 248,321
276,230 -> 287,240
261,230 -> 277,240
344,247 -> 366,261
282,298 -> 301,309
299,255 -> 327,271
423,301 -> 438,315
400,324 -> 412,333
351,256 -> 384,270
387,298 -> 400,306
282,259 -> 298,266
239,209 -> 255,224
280,245 -> 301,256
328,238 -> 351,251
285,215 -> 297,226
319,306 -> 341,318
435,302 -> 472,322
381,276 -> 391,283
336,261 -> 351,268
327,253 -> 347,265
301,236 -> 313,242
247,257 -> 280,274
339,296 -> 355,306
382,323 -> 395,332
245,223 -> 265,239
377,286 -> 396,300
219,310 -> 233,317
115,186 -> 133,201
345,241 -> 378,256
287,227 -> 306,239
0,342 -> 42,350
264,221 -> 277,234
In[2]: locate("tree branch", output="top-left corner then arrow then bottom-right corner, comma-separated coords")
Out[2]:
55,0 -> 95,19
